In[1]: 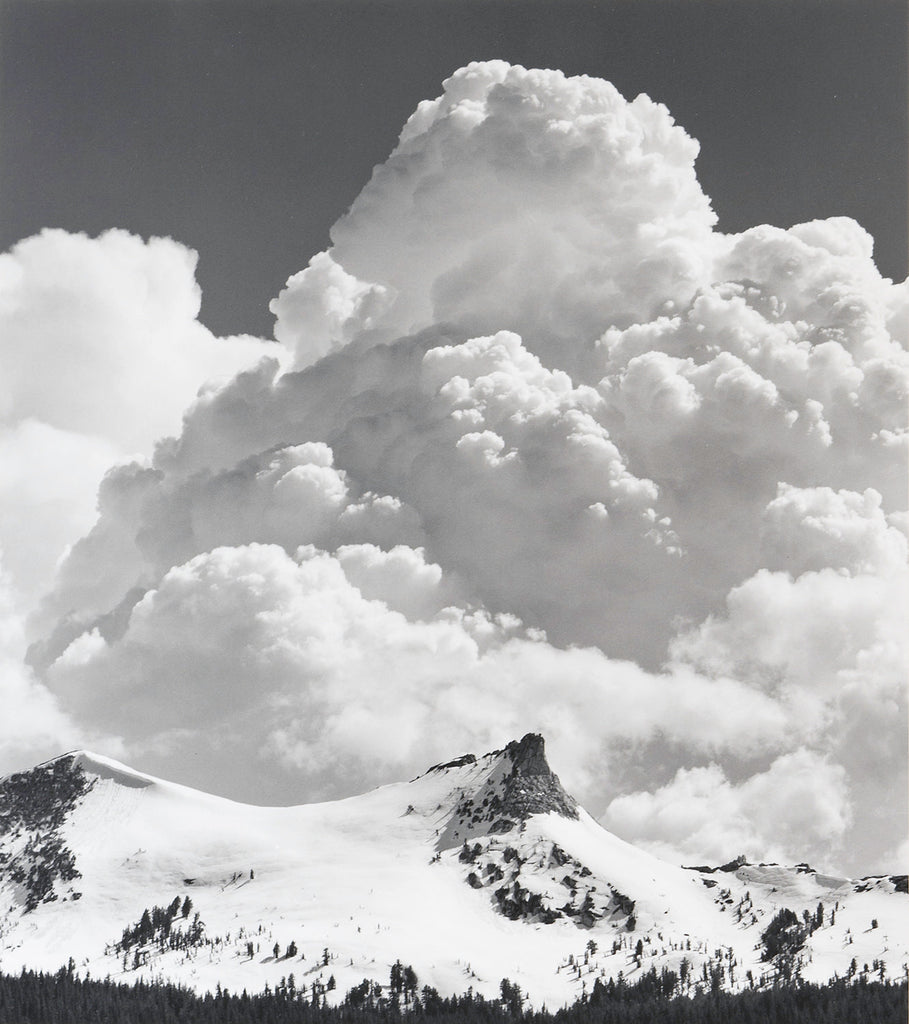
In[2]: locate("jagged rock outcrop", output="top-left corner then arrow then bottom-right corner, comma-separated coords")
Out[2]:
434,733 -> 578,850
426,735 -> 613,928
497,734 -> 578,822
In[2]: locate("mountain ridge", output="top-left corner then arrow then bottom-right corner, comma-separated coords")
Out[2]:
0,736 -> 905,1007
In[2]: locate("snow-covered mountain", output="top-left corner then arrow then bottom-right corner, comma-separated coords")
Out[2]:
0,735 -> 905,1006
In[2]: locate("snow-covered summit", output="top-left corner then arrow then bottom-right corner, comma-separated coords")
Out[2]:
45,750 -> 158,790
0,738 -> 905,1007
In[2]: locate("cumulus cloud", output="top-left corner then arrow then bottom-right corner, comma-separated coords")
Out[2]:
760,483 -> 906,575
602,751 -> 852,869
7,64 -> 906,873
275,62 -> 716,376
0,229 -> 268,449
46,542 -> 789,805
0,228 -> 272,611
667,543 -> 908,868
271,252 -> 393,370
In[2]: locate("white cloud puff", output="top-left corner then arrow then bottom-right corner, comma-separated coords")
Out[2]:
668,539 -> 907,869
274,62 -> 716,375
760,483 -> 906,576
271,252 -> 392,370
0,229 -> 268,449
602,751 -> 852,870
0,228 -> 272,615
334,543 -> 465,620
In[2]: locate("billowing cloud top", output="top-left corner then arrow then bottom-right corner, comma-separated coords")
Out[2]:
4,64 -> 907,875
273,62 -> 716,374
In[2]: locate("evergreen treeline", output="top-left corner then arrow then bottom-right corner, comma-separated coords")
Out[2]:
112,895 -> 201,968
0,966 -> 905,1024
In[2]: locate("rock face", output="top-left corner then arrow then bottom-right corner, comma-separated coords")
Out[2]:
497,733 -> 579,822
441,735 -> 624,929
433,733 -> 579,851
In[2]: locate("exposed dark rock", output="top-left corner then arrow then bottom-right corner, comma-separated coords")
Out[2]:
431,734 -> 579,848
489,819 -> 516,834
0,754 -> 95,912
854,875 -> 909,895
550,844 -> 570,867
459,842 -> 482,864
426,754 -> 478,773
719,855 -> 749,873
497,734 -> 579,821
613,892 -> 635,916
684,855 -> 748,875
461,835 -> 634,932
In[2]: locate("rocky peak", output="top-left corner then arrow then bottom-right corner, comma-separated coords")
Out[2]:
432,733 -> 578,850
504,733 -> 548,773
497,734 -> 578,822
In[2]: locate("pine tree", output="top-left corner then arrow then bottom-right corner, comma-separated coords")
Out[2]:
403,965 -> 418,1002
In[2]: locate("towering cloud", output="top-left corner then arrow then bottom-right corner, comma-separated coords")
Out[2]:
8,64 -> 907,873
272,62 -> 716,375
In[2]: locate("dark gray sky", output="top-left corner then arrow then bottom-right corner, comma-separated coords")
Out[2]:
2,0 -> 906,338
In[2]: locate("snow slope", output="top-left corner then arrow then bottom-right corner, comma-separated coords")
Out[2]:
0,737 -> 905,1007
